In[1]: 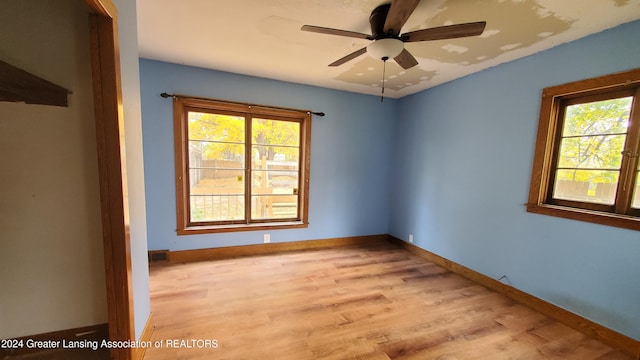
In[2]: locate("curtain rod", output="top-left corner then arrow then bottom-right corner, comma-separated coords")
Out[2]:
160,92 -> 325,117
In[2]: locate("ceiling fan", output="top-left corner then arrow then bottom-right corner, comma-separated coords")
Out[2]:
301,0 -> 487,70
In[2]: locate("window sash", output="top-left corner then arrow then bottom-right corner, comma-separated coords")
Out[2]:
547,91 -> 633,211
247,117 -> 302,223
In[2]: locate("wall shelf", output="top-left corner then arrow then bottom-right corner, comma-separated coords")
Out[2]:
0,59 -> 70,107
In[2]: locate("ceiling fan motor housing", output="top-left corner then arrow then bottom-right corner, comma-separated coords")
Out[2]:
370,3 -> 392,39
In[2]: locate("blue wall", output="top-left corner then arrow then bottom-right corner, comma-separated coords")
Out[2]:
140,59 -> 395,251
140,20 -> 640,340
390,21 -> 640,340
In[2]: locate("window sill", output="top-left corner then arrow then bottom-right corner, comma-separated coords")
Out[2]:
177,221 -> 308,235
526,203 -> 640,231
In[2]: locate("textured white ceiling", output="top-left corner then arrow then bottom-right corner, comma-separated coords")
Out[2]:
137,0 -> 640,98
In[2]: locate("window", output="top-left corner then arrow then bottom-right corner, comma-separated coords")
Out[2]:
527,68 -> 640,230
173,97 -> 311,234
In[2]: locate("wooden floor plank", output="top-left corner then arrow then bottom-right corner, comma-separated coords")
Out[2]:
145,242 -> 634,359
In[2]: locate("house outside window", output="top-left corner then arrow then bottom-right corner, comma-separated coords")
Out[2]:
173,97 -> 311,234
527,68 -> 640,230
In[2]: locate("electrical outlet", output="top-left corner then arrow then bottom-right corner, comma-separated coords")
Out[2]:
264,234 -> 271,243
408,234 -> 414,243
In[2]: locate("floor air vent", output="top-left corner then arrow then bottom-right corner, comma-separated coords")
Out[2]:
148,250 -> 169,263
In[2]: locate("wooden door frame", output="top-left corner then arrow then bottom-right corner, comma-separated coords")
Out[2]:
86,0 -> 135,359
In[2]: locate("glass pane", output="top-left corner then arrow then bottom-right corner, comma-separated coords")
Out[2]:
251,165 -> 299,220
251,146 -> 299,169
189,141 -> 244,164
189,168 -> 245,222
251,195 -> 298,220
252,118 -> 300,147
191,195 -> 244,222
556,135 -> 625,169
562,97 -> 632,137
251,171 -> 299,195
553,170 -> 619,205
189,169 -> 244,195
188,112 -> 245,142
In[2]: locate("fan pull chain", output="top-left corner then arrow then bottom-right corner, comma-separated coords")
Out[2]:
381,56 -> 389,103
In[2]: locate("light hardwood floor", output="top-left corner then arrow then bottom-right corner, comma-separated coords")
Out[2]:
145,240 -> 633,359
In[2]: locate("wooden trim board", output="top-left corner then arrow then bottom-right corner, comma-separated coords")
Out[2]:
133,313 -> 154,360
86,1 -> 136,359
387,235 -> 640,358
0,59 -> 70,107
161,235 -> 388,263
0,323 -> 108,358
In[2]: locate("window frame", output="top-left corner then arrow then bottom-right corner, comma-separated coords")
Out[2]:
173,97 -> 312,235
527,68 -> 640,231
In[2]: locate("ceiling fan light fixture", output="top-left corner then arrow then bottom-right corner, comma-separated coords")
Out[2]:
367,38 -> 404,60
